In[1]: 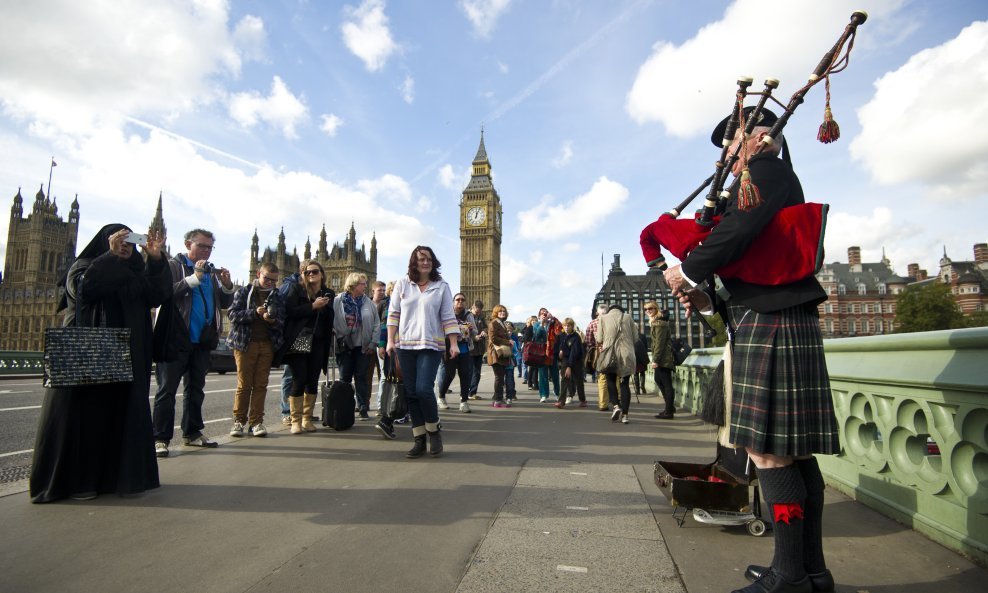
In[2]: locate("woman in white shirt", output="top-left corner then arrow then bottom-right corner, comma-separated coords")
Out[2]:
386,246 -> 460,458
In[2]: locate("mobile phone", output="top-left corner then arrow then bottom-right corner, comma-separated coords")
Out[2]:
124,232 -> 148,246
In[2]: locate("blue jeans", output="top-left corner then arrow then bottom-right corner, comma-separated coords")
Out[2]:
538,360 -> 560,397
396,348 -> 443,429
338,346 -> 371,412
468,355 -> 483,396
152,345 -> 211,442
280,366 -> 292,416
504,367 -> 516,398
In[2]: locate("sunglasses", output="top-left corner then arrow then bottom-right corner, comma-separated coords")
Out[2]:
645,307 -> 656,311
303,269 -> 322,276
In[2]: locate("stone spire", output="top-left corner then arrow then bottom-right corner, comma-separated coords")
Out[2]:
319,224 -> 328,258
11,187 -> 23,218
150,191 -> 167,239
69,194 -> 80,224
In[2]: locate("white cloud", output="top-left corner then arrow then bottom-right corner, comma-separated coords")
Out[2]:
562,242 -> 580,252
437,163 -> 470,190
228,76 -> 309,139
460,0 -> 512,39
0,0 -> 241,132
341,0 -> 398,72
625,0 -> 904,137
400,75 -> 415,104
552,140 -> 573,168
357,173 -> 414,204
320,113 -> 344,137
850,20 -> 988,200
233,15 -> 267,63
824,207 -> 922,267
518,177 -> 629,240
501,255 -> 543,289
497,60 -> 509,74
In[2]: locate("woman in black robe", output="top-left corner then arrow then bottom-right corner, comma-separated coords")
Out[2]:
30,223 -> 172,503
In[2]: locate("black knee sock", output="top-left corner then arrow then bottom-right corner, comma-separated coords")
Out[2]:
796,457 -> 827,574
756,464 -> 807,582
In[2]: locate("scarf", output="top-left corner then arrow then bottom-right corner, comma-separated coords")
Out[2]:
342,291 -> 363,332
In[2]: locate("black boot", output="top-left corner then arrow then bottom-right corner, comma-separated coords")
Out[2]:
406,435 -> 427,458
428,430 -> 443,457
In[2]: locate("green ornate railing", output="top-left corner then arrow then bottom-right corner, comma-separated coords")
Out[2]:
0,351 -> 44,376
673,327 -> 988,567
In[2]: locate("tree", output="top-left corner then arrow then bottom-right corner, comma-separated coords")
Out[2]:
963,310 -> 988,328
894,282 -> 965,333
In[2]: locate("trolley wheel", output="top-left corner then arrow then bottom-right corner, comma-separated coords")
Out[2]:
746,519 -> 767,537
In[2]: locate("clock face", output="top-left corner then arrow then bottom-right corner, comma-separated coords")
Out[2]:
466,206 -> 486,226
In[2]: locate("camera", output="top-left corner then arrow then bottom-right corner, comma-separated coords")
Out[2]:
200,262 -> 216,274
262,291 -> 276,311
124,232 -> 147,246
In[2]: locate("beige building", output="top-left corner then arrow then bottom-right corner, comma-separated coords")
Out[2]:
459,131 -> 502,309
250,223 -> 377,292
0,186 -> 80,351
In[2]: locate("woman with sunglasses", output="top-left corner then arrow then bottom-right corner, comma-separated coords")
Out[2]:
386,246 -> 459,458
277,259 -> 335,434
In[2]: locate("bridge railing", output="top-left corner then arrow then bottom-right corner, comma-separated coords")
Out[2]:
673,327 -> 988,567
0,351 -> 44,377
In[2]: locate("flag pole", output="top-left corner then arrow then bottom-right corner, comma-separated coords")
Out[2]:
47,157 -> 56,199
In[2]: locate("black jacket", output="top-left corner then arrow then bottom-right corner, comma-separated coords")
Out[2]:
681,153 -> 827,313
275,281 -> 335,366
554,332 -> 585,368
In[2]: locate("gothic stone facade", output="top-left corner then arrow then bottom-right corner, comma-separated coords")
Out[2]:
250,223 -> 377,292
0,187 -> 79,351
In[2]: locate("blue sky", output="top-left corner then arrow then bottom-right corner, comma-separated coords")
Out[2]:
1,0 -> 986,328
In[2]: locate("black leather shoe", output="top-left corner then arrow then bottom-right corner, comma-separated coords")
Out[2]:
654,411 -> 675,419
744,566 -> 832,593
406,435 -> 427,458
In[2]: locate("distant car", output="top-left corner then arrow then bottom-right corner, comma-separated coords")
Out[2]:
209,342 -> 237,375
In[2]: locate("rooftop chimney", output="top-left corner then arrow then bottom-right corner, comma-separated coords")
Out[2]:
975,243 -> 988,266
848,246 -> 862,272
848,246 -> 861,266
907,263 -> 919,279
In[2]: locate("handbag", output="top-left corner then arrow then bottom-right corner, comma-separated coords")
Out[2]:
670,336 -> 692,366
383,356 -> 407,418
522,341 -> 547,366
43,301 -> 133,388
288,327 -> 314,354
494,343 -> 513,358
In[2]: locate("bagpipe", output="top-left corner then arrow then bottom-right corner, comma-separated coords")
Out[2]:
640,10 -> 868,287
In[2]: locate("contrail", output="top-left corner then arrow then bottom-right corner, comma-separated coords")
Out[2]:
122,115 -> 264,171
411,0 -> 654,185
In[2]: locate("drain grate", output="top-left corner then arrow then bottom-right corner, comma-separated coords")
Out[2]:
0,464 -> 31,484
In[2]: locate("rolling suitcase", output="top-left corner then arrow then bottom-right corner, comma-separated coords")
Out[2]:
321,349 -> 355,431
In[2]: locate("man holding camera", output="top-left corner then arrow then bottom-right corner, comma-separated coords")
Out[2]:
226,262 -> 285,438
152,229 -> 235,457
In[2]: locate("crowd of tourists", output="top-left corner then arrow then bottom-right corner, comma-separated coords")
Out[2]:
28,233 -> 677,503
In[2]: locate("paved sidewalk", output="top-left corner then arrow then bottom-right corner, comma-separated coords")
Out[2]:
1,372 -> 984,593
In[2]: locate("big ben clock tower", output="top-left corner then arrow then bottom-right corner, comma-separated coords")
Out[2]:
460,129 -> 502,309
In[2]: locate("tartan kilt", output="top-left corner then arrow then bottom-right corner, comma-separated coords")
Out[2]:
726,303 -> 839,457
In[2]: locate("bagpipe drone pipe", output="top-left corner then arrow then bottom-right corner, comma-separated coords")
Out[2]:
640,10 -> 867,286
